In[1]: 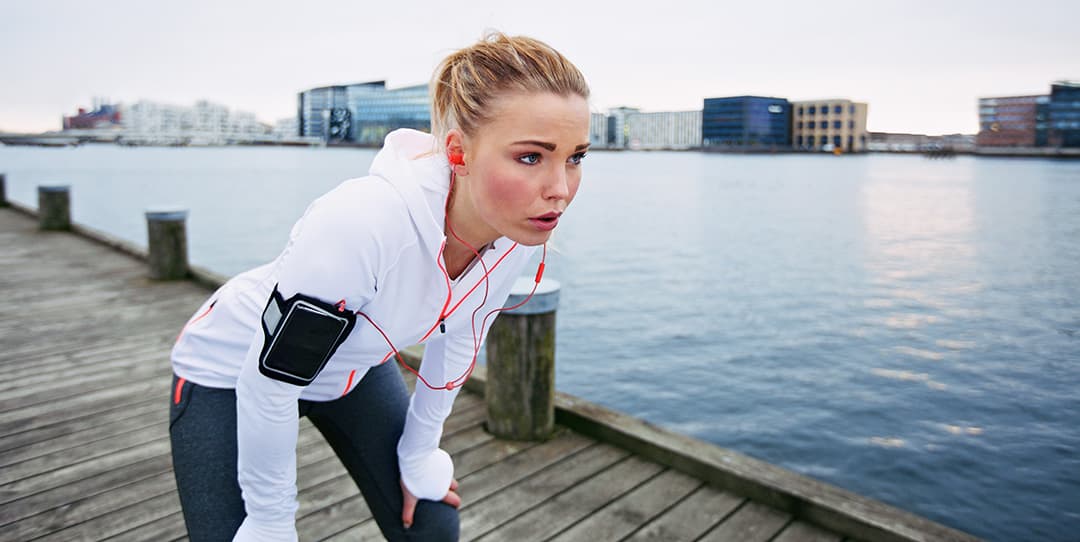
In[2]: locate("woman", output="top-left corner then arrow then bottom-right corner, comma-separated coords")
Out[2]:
168,32 -> 591,541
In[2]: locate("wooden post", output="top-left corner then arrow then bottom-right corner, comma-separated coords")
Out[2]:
0,173 -> 8,207
145,209 -> 189,280
38,186 -> 71,230
485,277 -> 560,440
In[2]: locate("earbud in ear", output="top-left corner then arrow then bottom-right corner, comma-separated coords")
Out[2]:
449,153 -> 465,166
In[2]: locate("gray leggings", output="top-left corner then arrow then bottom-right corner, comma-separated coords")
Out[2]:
169,362 -> 459,541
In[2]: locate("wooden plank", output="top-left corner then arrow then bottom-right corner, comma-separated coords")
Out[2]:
773,520 -> 845,542
0,354 -> 168,411
3,453 -> 173,526
0,426 -> 167,486
326,435 -> 607,541
548,468 -> 702,542
0,396 -> 160,453
0,376 -> 163,436
32,483 -> 182,541
3,471 -> 178,541
0,402 -> 166,467
103,511 -> 188,542
698,500 -> 791,542
623,484 -> 745,542
473,455 -> 662,541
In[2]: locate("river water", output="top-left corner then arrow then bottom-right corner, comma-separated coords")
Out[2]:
3,144 -> 1078,540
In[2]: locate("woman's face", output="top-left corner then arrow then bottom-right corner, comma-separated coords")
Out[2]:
454,91 -> 591,247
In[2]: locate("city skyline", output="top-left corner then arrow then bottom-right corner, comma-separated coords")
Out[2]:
2,0 -> 1077,136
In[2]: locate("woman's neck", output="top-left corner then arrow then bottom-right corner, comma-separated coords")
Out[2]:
443,186 -> 498,280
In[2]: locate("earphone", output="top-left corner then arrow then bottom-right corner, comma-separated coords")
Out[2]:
348,150 -> 546,393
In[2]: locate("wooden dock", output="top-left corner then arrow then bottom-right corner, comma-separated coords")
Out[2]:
0,205 -> 980,542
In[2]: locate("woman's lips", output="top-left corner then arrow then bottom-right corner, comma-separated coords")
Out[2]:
528,212 -> 561,232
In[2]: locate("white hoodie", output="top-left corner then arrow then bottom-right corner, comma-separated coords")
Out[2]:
170,129 -> 538,540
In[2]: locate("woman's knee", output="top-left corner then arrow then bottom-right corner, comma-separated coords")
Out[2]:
408,500 -> 460,541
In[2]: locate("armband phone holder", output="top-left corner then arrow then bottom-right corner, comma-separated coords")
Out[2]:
259,285 -> 356,386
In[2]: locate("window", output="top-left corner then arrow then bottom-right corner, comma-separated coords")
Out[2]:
847,135 -> 854,149
833,120 -> 841,129
834,105 -> 842,114
797,135 -> 803,146
821,105 -> 829,116
808,106 -> 816,115
849,104 -> 855,114
808,121 -> 816,129
808,135 -> 815,146
849,120 -> 854,129
798,107 -> 803,116
833,135 -> 842,147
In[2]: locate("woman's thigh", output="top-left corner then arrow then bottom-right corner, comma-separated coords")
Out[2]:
305,362 -> 459,541
169,374 -> 246,541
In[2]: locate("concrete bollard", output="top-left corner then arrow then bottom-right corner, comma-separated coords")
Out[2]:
145,209 -> 189,280
0,173 -> 8,207
485,276 -> 561,440
38,186 -> 71,230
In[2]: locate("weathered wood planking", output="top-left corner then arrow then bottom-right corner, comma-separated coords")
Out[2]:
0,205 -> 976,542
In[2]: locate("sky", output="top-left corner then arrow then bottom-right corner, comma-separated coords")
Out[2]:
1,0 -> 1077,136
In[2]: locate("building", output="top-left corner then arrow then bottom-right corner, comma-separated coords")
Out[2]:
701,96 -> 790,150
589,112 -> 607,148
348,83 -> 430,145
1048,80 -> 1080,148
624,110 -> 702,150
605,107 -> 638,148
298,81 -> 431,145
299,85 -> 354,142
791,99 -> 868,152
63,99 -> 122,131
976,95 -> 1047,147
121,99 -> 267,144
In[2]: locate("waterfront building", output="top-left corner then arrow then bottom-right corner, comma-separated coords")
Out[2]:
791,99 -> 868,152
623,110 -> 702,150
589,112 -> 607,148
299,85 -> 354,142
976,94 -> 1047,147
299,81 -> 431,145
63,98 -> 122,131
1048,80 -> 1080,148
347,82 -> 430,145
605,107 -> 639,149
121,99 -> 266,145
701,96 -> 790,150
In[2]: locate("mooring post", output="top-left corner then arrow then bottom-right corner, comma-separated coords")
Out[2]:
38,185 -> 71,230
145,208 -> 189,280
485,276 -> 561,440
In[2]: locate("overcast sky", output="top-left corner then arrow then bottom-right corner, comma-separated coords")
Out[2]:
2,0 -> 1077,135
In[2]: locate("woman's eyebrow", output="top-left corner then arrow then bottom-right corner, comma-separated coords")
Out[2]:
513,141 -> 592,152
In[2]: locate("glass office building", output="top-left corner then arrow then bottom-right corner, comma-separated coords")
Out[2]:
702,96 -> 791,149
348,83 -> 430,145
1048,81 -> 1080,148
299,81 -> 431,144
299,85 -> 354,142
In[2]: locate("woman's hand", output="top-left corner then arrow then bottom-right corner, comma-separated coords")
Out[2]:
401,477 -> 461,529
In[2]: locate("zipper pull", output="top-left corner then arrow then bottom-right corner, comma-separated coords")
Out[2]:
439,319 -> 446,334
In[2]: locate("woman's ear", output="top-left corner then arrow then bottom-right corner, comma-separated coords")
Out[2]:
445,129 -> 469,176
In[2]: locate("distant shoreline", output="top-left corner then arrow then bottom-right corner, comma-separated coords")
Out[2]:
2,133 -> 1078,158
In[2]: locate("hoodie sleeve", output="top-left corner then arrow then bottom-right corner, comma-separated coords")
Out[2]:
396,253 -> 533,500
233,189 -> 383,541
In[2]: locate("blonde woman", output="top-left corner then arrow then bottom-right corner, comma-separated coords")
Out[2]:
169,32 -> 591,541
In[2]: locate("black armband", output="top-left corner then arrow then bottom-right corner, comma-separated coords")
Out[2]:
259,285 -> 356,386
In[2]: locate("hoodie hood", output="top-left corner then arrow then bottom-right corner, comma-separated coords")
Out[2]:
369,129 -> 452,256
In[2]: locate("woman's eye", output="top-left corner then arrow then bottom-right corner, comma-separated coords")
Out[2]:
569,152 -> 587,165
518,153 -> 541,165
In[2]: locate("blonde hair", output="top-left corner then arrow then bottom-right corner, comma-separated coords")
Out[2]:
430,31 -> 590,143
